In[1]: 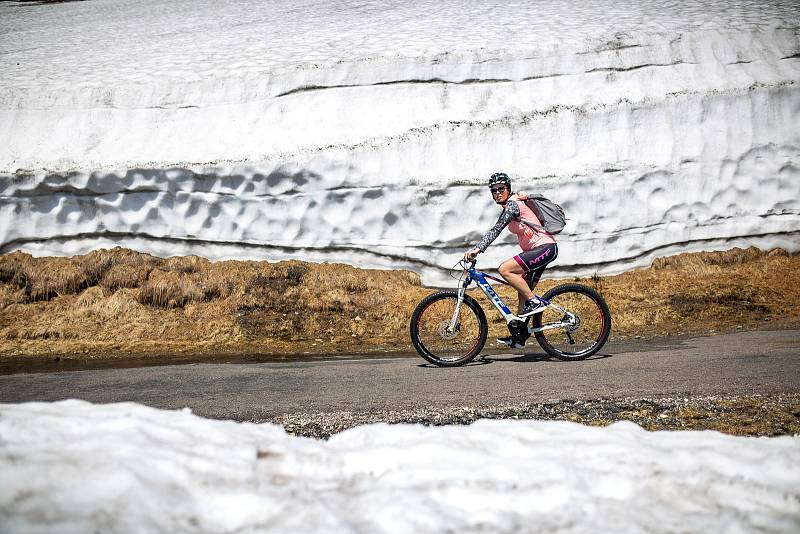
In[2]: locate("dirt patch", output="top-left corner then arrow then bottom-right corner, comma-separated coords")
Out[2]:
270,394 -> 800,439
0,246 -> 799,360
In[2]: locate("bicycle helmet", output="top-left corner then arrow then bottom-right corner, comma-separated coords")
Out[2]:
488,172 -> 511,192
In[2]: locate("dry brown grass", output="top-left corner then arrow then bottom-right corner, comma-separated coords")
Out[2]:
0,253 -> 88,301
595,247 -> 799,338
0,246 -> 797,359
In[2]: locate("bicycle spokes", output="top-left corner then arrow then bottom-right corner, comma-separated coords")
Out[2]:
533,285 -> 611,359
410,262 -> 610,366
410,292 -> 487,365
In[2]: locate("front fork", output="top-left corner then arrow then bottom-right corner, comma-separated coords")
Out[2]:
448,280 -> 469,332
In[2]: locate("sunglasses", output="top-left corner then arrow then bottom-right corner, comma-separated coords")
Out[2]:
490,186 -> 507,194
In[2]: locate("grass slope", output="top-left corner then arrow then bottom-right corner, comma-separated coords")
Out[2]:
0,247 -> 798,359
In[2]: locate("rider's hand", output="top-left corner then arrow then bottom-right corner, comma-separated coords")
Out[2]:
464,248 -> 480,262
515,191 -> 529,200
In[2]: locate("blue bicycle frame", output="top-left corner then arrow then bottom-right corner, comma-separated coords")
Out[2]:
451,263 -> 576,334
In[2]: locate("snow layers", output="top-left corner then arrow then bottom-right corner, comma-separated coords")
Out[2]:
1,400 -> 799,533
1,1 -> 799,284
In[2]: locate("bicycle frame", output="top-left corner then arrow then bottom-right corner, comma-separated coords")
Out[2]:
451,263 -> 575,334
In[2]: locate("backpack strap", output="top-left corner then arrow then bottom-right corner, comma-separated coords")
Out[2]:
519,219 -> 547,233
519,218 -> 547,232
520,197 -> 548,233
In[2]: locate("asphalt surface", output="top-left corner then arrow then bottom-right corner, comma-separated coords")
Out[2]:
0,329 -> 798,421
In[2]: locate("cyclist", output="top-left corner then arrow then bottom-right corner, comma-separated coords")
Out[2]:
463,172 -> 558,348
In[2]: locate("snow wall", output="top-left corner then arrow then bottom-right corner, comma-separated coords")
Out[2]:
1,0 -> 799,286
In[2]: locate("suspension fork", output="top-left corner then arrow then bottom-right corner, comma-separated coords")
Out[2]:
448,279 -> 469,332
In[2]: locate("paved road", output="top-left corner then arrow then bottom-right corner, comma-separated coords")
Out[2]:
0,329 -> 797,421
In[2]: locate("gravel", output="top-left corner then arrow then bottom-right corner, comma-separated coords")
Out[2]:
267,394 -> 800,439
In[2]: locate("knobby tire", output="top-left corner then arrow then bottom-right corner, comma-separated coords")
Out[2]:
409,291 -> 488,367
531,283 -> 612,360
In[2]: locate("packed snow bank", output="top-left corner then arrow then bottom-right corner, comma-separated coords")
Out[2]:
0,400 -> 798,533
1,0 -> 799,284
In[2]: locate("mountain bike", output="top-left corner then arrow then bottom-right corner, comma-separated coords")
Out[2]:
409,260 -> 611,367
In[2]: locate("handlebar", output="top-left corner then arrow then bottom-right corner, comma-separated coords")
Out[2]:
459,258 -> 477,270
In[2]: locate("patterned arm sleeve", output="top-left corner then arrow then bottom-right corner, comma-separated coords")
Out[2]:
475,201 -> 520,252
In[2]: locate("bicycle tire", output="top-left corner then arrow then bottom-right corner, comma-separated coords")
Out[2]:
409,290 -> 488,367
531,283 -> 611,361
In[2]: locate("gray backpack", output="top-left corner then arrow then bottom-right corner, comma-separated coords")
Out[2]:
522,195 -> 567,234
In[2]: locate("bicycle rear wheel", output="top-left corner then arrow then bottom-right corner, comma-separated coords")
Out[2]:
409,291 -> 487,367
531,283 -> 611,360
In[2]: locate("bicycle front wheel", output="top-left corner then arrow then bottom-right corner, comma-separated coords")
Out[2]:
531,283 -> 611,361
409,291 -> 487,367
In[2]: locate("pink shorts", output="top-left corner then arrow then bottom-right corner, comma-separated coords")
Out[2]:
513,243 -> 558,287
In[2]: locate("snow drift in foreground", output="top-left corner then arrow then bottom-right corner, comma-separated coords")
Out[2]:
1,0 -> 799,284
1,401 -> 798,533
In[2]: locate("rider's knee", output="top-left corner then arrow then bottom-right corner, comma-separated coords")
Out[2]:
498,263 -> 513,277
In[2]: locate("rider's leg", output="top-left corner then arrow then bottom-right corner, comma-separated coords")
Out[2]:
499,247 -> 558,347
497,260 -> 533,347
515,280 -> 534,344
508,244 -> 560,317
527,266 -> 546,295
498,258 -> 534,303
516,268 -> 544,313
500,270 -> 534,346
514,244 -> 559,299
517,292 -> 527,315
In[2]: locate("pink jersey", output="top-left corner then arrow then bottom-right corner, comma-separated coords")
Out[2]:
508,198 -> 557,251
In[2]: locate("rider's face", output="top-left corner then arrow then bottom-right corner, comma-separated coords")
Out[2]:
490,185 -> 509,203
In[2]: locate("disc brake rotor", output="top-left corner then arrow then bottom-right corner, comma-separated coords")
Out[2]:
437,321 -> 460,339
565,312 -> 581,333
